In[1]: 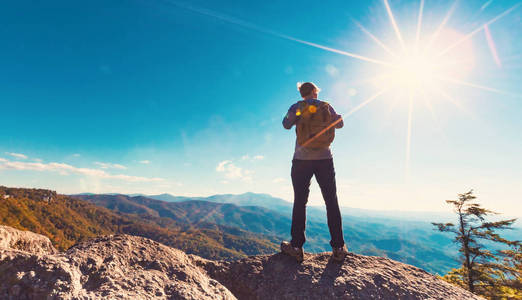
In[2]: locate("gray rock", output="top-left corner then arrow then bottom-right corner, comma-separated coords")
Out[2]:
0,225 -> 57,255
194,252 -> 483,300
1,228 -> 235,299
0,226 -> 482,299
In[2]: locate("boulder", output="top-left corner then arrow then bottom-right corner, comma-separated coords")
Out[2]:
0,225 -> 57,255
0,230 -> 234,299
0,226 -> 482,299
197,252 -> 483,300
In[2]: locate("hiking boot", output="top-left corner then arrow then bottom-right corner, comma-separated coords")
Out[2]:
280,241 -> 304,262
332,245 -> 348,262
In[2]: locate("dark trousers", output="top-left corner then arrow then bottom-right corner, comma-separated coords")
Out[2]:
290,158 -> 345,248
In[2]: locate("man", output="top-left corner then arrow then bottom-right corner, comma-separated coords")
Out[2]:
281,82 -> 348,262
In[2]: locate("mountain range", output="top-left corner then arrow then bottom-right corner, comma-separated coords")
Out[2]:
3,186 -> 518,276
74,192 -> 463,275
0,186 -> 278,260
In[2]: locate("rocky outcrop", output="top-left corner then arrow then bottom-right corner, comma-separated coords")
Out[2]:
0,231 -> 234,300
196,253 -> 482,300
0,225 -> 57,255
0,226 -> 481,299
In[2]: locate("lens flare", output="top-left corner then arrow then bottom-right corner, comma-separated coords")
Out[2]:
162,0 -> 521,177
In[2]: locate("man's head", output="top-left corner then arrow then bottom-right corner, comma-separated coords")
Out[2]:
297,82 -> 320,99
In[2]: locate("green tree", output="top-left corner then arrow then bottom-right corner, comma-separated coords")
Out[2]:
433,190 -> 521,298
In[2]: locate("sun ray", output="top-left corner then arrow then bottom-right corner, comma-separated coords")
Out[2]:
353,19 -> 399,58
439,76 -> 521,97
384,0 -> 406,51
345,89 -> 387,117
415,0 -> 425,52
424,1 -> 458,52
279,35 -> 393,67
484,24 -> 502,67
163,0 -> 393,67
437,3 -> 521,57
405,90 -> 414,179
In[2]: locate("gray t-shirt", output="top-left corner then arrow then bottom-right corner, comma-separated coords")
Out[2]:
282,99 -> 343,160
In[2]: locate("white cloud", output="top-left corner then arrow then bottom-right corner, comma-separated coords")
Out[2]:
223,163 -> 242,179
241,155 -> 250,161
325,64 -> 339,77
33,158 -> 43,163
72,153 -> 81,157
215,160 -> 252,182
0,158 -> 163,183
253,155 -> 264,160
6,152 -> 28,160
139,160 -> 151,164
94,162 -> 127,170
216,160 -> 232,172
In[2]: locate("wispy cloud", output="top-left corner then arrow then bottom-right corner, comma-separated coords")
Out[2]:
139,160 -> 151,164
72,153 -> 81,157
0,158 -> 163,182
216,160 -> 252,182
5,152 -> 28,160
253,155 -> 264,160
94,162 -> 127,170
216,160 -> 232,172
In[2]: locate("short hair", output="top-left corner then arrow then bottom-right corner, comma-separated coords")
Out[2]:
297,82 -> 320,97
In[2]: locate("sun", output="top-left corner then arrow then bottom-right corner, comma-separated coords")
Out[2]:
381,52 -> 439,90
318,0 -> 519,176
371,33 -> 474,97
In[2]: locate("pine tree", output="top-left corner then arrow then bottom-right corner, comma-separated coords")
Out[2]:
433,190 -> 521,297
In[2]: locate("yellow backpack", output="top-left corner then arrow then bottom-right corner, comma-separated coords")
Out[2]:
296,101 -> 335,148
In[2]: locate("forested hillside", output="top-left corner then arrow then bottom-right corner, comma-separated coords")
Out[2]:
0,186 -> 278,259
76,193 -> 460,274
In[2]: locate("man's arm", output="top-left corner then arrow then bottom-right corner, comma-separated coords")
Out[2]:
328,104 -> 343,129
282,103 -> 299,129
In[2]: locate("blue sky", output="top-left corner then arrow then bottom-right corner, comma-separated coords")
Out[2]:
1,0 -> 521,216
